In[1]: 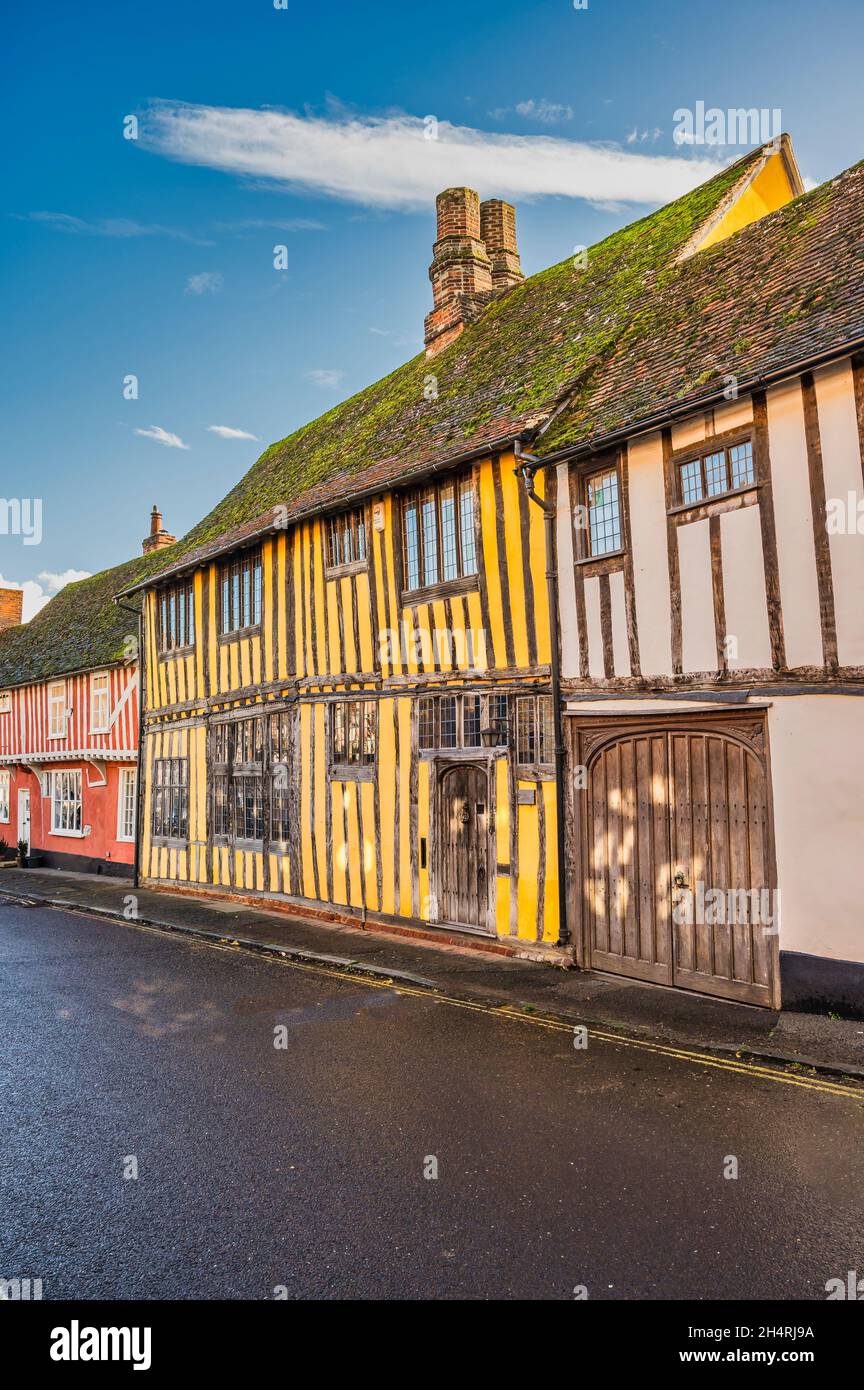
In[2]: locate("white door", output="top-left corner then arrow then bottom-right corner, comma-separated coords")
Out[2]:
17,790 -> 30,852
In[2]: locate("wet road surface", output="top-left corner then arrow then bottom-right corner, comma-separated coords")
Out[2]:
1,901 -> 862,1300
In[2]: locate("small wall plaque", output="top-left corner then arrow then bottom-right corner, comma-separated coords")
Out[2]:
372,502 -> 385,532
516,788 -> 535,806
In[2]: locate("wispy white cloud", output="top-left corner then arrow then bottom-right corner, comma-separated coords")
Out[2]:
304,369 -> 345,388
515,99 -> 574,124
12,211 -> 212,245
207,424 -> 260,440
140,101 -> 725,211
135,425 -> 190,449
185,270 -> 223,295
213,217 -> 326,234
0,570 -> 91,622
626,126 -> 663,145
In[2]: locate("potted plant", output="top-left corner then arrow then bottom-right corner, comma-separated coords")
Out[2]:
0,836 -> 10,863
17,839 -> 28,867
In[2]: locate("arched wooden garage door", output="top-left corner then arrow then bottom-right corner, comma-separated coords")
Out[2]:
578,715 -> 778,1007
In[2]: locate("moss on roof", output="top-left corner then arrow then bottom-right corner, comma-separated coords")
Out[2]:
0,549 -> 168,688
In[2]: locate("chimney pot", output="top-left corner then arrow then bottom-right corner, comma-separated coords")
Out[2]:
0,585 -> 24,633
142,504 -> 177,555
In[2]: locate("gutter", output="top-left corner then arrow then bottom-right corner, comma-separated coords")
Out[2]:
114,596 -> 145,890
515,440 -> 570,948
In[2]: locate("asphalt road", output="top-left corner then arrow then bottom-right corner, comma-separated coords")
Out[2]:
1,900 -> 862,1300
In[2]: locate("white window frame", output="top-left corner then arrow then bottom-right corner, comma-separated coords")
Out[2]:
48,680 -> 67,739
90,671 -> 111,734
117,766 -> 137,843
0,692 -> 11,715
0,769 -> 9,823
49,768 -> 83,837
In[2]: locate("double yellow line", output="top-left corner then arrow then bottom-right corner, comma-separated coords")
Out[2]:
256,948 -> 864,1102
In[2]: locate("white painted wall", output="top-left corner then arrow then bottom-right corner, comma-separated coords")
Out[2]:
555,360 -> 862,682
609,569 -> 630,677
627,433 -> 673,676
769,694 -> 864,964
814,360 -> 864,666
720,505 -> 772,670
555,462 -> 580,678
678,518 -> 716,672
767,379 -> 824,667
584,576 -> 605,679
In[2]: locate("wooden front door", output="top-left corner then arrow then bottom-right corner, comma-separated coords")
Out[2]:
437,764 -> 491,932
580,716 -> 777,1007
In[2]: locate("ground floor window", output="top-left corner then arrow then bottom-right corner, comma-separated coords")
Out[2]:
331,700 -> 376,773
0,769 -> 9,823
418,693 -> 509,753
270,710 -> 291,843
151,758 -> 188,841
117,767 -> 137,842
515,696 -> 555,770
49,768 -> 83,835
212,717 -> 273,845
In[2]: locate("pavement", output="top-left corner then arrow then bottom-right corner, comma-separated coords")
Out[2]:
1,897 -> 862,1300
1,865 -> 863,1080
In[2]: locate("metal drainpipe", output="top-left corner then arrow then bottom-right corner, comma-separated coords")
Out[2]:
115,597 -> 145,890
515,442 -> 570,948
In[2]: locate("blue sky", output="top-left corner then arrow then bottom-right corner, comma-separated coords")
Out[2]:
2,0 -> 862,617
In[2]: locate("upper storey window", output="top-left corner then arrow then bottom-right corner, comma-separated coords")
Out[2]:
326,508 -> 368,572
218,549 -> 262,635
678,439 -> 754,506
402,475 -> 478,595
157,581 -> 195,653
48,680 -> 66,738
586,467 -> 622,557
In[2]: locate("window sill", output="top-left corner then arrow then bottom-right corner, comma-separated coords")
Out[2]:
90,727 -> 110,736
329,763 -> 376,782
158,644 -> 195,661
401,574 -> 480,605
574,547 -> 626,569
515,764 -> 556,781
217,625 -> 261,644
325,559 -> 369,580
668,482 -> 758,519
49,828 -> 84,839
151,837 -> 189,849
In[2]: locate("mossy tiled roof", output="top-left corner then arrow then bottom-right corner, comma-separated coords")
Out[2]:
0,551 -> 166,688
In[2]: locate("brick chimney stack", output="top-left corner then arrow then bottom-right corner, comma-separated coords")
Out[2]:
0,585 -> 24,633
424,188 -> 525,358
142,505 -> 177,555
424,188 -> 494,358
480,199 -> 524,294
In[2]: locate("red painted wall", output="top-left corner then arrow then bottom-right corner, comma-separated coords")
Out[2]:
7,762 -> 135,868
